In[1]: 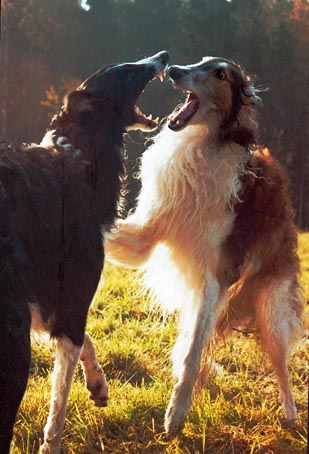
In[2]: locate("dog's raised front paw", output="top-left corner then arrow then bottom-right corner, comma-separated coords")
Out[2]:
87,373 -> 108,407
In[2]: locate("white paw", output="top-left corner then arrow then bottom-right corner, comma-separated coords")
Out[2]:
164,390 -> 191,437
40,441 -> 60,454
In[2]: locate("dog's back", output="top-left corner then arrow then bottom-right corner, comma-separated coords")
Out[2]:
219,147 -> 303,335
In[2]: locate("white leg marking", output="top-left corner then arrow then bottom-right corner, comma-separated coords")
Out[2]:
80,333 -> 108,407
40,337 -> 81,454
257,280 -> 302,421
165,273 -> 227,436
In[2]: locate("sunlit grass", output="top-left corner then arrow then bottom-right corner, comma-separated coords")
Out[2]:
13,234 -> 308,453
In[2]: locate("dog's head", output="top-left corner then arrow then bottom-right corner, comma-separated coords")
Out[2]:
63,51 -> 169,132
168,57 -> 259,147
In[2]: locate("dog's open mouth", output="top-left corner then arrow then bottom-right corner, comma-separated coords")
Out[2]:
168,92 -> 200,131
129,69 -> 167,132
132,106 -> 159,131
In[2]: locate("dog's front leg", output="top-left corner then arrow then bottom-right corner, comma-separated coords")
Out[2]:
80,332 -> 108,407
105,219 -> 156,269
164,273 -> 227,437
40,337 -> 81,454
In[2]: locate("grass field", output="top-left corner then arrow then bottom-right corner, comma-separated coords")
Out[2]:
13,233 -> 308,454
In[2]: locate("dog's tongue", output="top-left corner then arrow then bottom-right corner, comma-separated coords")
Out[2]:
168,93 -> 200,131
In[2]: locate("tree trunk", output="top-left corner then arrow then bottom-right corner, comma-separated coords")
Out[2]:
0,0 -> 9,138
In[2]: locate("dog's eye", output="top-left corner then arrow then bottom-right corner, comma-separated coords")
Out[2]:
214,69 -> 226,81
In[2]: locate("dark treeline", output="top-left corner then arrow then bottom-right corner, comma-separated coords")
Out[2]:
1,0 -> 308,227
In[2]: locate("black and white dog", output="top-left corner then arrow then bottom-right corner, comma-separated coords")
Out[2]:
0,51 -> 169,454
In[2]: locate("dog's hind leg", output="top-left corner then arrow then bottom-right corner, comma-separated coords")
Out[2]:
255,279 -> 303,421
40,337 -> 81,454
80,333 -> 108,407
0,298 -> 31,454
164,272 -> 228,436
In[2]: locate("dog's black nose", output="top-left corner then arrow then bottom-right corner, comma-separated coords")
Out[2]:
168,66 -> 185,81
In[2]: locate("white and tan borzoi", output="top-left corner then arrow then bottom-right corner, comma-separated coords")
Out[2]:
105,57 -> 304,436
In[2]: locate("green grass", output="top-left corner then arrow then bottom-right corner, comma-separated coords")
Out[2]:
13,234 -> 308,454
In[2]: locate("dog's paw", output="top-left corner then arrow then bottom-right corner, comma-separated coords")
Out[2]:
39,441 -> 60,454
164,391 -> 191,437
87,371 -> 108,407
89,387 -> 108,407
164,405 -> 187,437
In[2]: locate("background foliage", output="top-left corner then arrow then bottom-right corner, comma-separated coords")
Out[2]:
1,0 -> 308,226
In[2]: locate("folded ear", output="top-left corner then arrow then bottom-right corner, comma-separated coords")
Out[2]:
64,90 -> 94,114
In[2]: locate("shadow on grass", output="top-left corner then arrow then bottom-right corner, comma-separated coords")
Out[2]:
30,348 -> 154,385
16,398 -> 307,454
103,352 -> 154,385
29,356 -> 52,378
77,404 -> 254,454
94,410 -> 305,454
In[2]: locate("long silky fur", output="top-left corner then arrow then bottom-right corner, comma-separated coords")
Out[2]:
126,123 -> 250,313
106,57 -> 304,432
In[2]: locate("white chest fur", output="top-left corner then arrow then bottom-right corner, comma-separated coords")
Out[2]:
138,124 -> 246,245
138,124 -> 248,312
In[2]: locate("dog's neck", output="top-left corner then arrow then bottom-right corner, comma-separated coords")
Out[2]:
39,116 -> 125,213
178,111 -> 227,148
40,123 -> 124,164
189,107 -> 257,152
163,112 -> 229,152
41,107 -> 124,159
40,130 -> 81,155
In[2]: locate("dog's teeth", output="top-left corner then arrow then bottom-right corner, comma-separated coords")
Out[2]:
176,120 -> 180,126
154,116 -> 159,122
148,114 -> 153,120
159,73 -> 164,82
